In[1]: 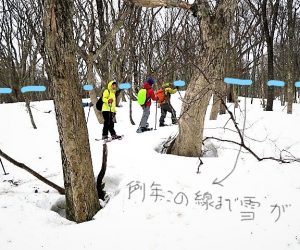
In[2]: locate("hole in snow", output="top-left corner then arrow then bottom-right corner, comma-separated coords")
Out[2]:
50,197 -> 66,218
202,140 -> 219,157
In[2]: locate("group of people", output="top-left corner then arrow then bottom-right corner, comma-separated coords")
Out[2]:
136,77 -> 178,133
100,78 -> 178,139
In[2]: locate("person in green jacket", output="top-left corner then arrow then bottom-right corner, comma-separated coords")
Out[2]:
101,80 -> 122,140
159,82 -> 178,126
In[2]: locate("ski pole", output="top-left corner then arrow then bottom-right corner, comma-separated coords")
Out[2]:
0,157 -> 8,175
154,100 -> 158,130
86,103 -> 92,123
177,87 -> 184,101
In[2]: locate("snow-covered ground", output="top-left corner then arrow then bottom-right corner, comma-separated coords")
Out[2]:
1,93 -> 300,250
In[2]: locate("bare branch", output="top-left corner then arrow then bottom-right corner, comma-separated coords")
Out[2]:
0,149 -> 65,194
125,0 -> 192,10
203,96 -> 300,164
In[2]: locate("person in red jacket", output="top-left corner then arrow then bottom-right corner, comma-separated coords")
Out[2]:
136,77 -> 157,133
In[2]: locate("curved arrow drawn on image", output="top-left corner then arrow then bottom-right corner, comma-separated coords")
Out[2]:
213,81 -> 248,186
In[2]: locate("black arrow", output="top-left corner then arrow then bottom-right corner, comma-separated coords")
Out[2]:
212,145 -> 242,186
213,96 -> 247,186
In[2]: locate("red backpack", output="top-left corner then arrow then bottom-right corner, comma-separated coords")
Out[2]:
156,89 -> 165,103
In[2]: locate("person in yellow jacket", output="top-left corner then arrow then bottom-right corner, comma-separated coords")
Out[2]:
159,82 -> 178,126
101,81 -> 122,140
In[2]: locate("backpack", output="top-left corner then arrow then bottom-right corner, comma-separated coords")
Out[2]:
96,89 -> 109,111
137,88 -> 147,105
156,89 -> 165,103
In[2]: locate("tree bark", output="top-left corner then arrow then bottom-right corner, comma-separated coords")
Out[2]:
86,56 -> 104,124
24,97 -> 37,129
43,0 -> 100,223
170,0 -> 234,156
210,82 -> 226,120
286,0 -> 295,114
129,87 -> 135,125
262,0 -> 280,111
126,0 -> 191,9
171,73 -> 212,156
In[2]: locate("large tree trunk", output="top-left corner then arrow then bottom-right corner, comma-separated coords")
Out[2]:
286,0 -> 295,114
170,0 -> 234,156
262,0 -> 280,111
44,0 -> 100,223
171,73 -> 212,156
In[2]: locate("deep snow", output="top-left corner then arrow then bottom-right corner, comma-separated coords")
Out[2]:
1,93 -> 300,250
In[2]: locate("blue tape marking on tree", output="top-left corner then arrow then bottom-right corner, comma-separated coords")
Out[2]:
83,85 -> 93,91
21,86 -> 47,93
224,78 -> 252,86
118,83 -> 131,89
0,88 -> 12,94
267,80 -> 285,87
295,82 -> 300,88
173,80 -> 186,87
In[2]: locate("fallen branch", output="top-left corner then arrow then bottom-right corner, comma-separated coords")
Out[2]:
97,144 -> 108,200
0,157 -> 8,175
0,149 -> 65,194
203,96 -> 300,164
203,136 -> 300,163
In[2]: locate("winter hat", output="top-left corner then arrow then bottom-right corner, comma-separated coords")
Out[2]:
147,77 -> 155,86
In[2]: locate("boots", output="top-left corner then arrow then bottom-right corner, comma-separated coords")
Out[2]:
112,135 -> 122,140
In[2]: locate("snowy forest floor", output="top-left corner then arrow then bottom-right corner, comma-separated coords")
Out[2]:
1,93 -> 300,250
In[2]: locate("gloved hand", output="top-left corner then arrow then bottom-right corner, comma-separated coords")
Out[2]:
108,99 -> 113,105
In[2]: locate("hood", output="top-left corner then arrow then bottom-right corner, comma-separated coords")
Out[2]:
143,82 -> 152,89
107,80 -> 117,92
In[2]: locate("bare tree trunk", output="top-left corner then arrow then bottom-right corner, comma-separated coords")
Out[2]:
129,87 -> 135,125
294,88 -> 298,103
171,73 -> 212,156
210,82 -> 226,120
86,56 -> 104,124
210,93 -> 219,120
23,41 -> 40,129
170,0 -> 234,156
44,0 -> 100,223
287,0 -> 295,114
280,88 -> 285,106
262,0 -> 280,111
24,97 -> 37,129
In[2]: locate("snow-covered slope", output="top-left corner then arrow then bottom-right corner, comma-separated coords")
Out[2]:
1,93 -> 300,250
